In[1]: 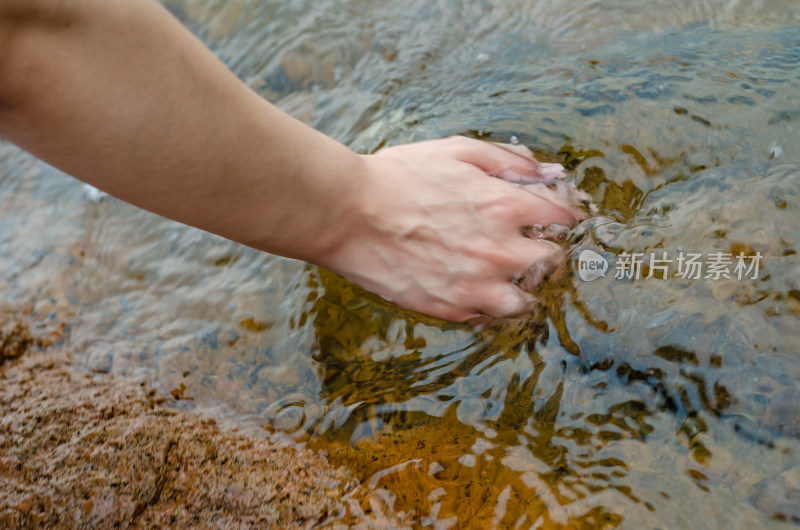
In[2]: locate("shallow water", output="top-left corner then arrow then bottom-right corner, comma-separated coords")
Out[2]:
2,0 -> 800,527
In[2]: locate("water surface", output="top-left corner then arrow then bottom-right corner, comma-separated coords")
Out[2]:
2,0 -> 800,527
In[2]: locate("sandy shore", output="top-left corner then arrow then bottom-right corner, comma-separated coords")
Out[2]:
0,311 -> 406,529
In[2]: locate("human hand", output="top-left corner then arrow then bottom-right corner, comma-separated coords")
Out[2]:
318,136 -> 586,322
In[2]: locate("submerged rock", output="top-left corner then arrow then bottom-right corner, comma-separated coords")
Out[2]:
749,468 -> 800,524
0,329 -> 408,528
0,311 -> 35,366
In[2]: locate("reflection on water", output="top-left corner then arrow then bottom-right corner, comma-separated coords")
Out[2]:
2,0 -> 800,527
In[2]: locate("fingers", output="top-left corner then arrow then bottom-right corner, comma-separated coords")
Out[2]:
479,283 -> 538,319
424,283 -> 535,322
490,143 -> 567,182
433,305 -> 483,323
442,240 -> 562,321
509,186 -> 584,226
521,182 -> 590,221
351,135 -> 584,324
513,239 -> 564,292
489,142 -> 537,161
519,238 -> 563,269
534,162 -> 568,182
447,136 -> 566,183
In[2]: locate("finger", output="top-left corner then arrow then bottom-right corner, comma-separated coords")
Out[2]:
489,142 -> 536,161
491,143 -> 567,182
513,240 -> 564,291
426,301 -> 482,323
464,314 -> 494,329
521,183 -> 592,209
479,283 -> 538,319
448,136 -> 561,182
535,162 -> 568,182
521,182 -> 590,221
499,236 -> 562,273
510,186 -> 584,226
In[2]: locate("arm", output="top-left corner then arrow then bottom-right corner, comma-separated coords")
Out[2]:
0,0 -> 581,322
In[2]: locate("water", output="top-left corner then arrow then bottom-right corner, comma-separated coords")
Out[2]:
2,0 -> 800,527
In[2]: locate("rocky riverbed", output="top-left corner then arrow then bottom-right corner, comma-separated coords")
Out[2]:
0,309 -> 406,529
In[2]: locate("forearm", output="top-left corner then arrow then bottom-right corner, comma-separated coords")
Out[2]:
0,0 -> 363,261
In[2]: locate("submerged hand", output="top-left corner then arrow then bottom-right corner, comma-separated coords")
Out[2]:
319,136 -> 585,322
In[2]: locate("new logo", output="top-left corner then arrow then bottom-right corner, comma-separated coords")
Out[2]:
577,250 -> 609,282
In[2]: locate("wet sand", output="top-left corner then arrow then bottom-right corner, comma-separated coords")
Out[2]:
0,311 -> 406,529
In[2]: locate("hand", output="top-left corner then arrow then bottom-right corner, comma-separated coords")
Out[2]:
318,136 -> 586,322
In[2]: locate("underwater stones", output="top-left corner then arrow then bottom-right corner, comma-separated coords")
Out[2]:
749,469 -> 800,523
86,348 -> 114,374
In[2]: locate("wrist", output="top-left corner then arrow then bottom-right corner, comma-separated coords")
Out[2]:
247,141 -> 371,269
302,151 -> 373,270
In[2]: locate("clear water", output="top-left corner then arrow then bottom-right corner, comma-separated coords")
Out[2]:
2,0 -> 800,527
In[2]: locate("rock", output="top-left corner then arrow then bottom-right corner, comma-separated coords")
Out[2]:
749,470 -> 800,524
86,347 -> 114,373
0,340 -> 409,528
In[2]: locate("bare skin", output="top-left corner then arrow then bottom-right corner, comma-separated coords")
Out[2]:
0,0 -> 583,322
